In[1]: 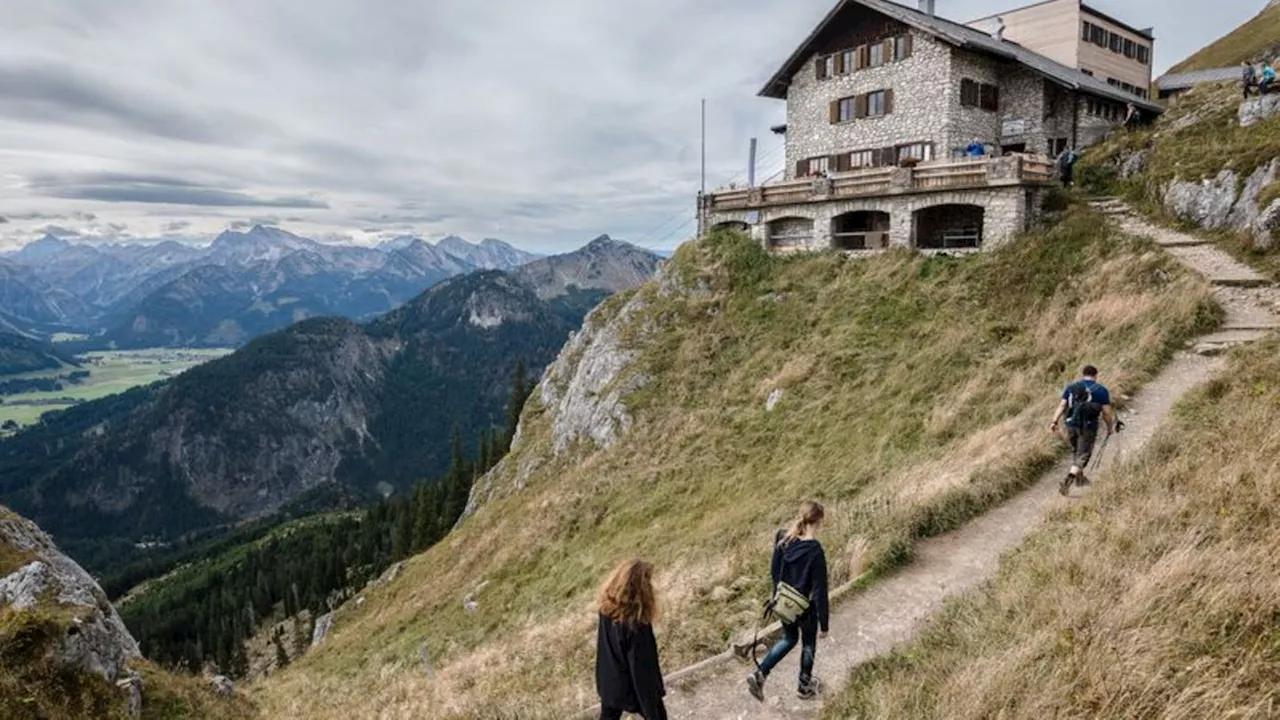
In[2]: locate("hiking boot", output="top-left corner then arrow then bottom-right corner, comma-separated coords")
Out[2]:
797,677 -> 821,700
1058,472 -> 1075,496
746,670 -> 765,702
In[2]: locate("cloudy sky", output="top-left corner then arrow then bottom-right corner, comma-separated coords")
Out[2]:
0,0 -> 1260,253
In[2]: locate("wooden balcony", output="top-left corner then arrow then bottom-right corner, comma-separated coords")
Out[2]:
701,155 -> 1056,213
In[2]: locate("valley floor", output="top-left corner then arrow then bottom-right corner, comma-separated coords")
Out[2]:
651,203 -> 1280,718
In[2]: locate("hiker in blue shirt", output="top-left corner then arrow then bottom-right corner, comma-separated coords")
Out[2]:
1048,365 -> 1116,495
1261,62 -> 1277,95
966,139 -> 986,158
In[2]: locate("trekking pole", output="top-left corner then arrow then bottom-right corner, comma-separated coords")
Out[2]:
1089,420 -> 1123,472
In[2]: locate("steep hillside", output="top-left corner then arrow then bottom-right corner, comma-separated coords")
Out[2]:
0,505 -> 254,720
1079,79 -> 1280,277
1167,1 -> 1280,73
823,338 -> 1280,720
0,332 -> 77,376
254,210 -> 1215,719
0,273 -> 580,574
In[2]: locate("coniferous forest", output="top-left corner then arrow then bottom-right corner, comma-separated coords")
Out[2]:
118,362 -> 533,677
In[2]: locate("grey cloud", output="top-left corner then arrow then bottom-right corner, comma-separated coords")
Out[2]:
0,63 -> 269,144
228,221 -> 253,230
163,220 -> 192,232
27,172 -> 329,209
39,224 -> 81,237
0,217 -> 7,224
107,222 -> 128,232
249,216 -> 281,226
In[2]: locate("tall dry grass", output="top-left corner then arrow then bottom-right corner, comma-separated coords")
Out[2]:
824,339 -> 1280,720
253,208 -> 1217,719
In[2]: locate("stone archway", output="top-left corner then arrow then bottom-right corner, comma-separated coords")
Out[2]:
711,220 -> 750,234
767,217 -> 815,251
831,211 -> 891,250
913,204 -> 984,249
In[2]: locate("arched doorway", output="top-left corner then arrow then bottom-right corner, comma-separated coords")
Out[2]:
913,204 -> 984,249
711,220 -> 750,234
831,211 -> 891,250
767,217 -> 814,251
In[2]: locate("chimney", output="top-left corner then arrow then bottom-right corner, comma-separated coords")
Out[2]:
918,0 -> 936,15
993,16 -> 1006,41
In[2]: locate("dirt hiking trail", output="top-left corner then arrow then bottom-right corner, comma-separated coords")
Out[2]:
653,203 -> 1280,719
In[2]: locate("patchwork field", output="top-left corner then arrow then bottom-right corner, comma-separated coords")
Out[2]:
0,348 -> 232,429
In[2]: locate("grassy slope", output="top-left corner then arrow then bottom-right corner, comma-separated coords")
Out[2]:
255,210 -> 1215,719
1168,3 -> 1280,73
823,339 -> 1280,720
1078,80 -> 1280,279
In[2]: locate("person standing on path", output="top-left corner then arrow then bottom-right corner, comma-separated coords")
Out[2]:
1057,147 -> 1079,187
596,560 -> 668,720
1243,61 -> 1258,98
1048,365 -> 1115,495
747,501 -> 830,702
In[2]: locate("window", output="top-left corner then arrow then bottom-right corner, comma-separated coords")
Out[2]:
1081,68 -> 1094,76
1090,25 -> 1106,46
961,79 -> 999,111
897,142 -> 934,162
868,42 -> 885,68
893,34 -> 913,61
1136,45 -> 1150,65
867,90 -> 887,117
1048,138 -> 1068,156
836,96 -> 857,122
1082,20 -> 1091,41
1109,33 -> 1122,53
798,156 -> 829,177
849,149 -> 877,168
816,54 -> 835,80
841,49 -> 855,74
1123,38 -> 1136,59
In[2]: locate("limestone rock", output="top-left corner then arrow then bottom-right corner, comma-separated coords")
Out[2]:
765,389 -> 785,412
1163,170 -> 1239,230
540,290 -> 651,454
1239,94 -> 1280,128
1254,199 -> 1280,250
1229,159 -> 1280,229
209,675 -> 235,697
311,612 -> 334,647
709,586 -> 734,602
116,672 -> 143,717
1119,149 -> 1148,179
0,508 -> 140,682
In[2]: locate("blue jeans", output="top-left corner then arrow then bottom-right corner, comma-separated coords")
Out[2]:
757,613 -> 817,684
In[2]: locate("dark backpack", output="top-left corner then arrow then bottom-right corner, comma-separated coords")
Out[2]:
1067,381 -> 1102,428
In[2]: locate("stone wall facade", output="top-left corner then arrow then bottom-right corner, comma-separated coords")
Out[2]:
705,185 -> 1044,252
785,32 -> 1126,177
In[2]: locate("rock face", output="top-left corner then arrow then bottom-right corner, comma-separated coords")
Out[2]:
1239,94 -> 1280,128
1163,159 -> 1280,249
539,290 -> 652,454
0,507 -> 140,682
310,612 -> 334,647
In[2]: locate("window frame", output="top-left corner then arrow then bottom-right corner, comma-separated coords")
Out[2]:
837,96 -> 857,122
866,89 -> 887,117
868,42 -> 885,68
896,142 -> 934,163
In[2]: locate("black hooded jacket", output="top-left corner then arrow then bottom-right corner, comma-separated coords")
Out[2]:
771,530 -> 830,632
595,614 -> 667,719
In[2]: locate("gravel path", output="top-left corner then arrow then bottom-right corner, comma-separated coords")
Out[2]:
650,202 -> 1278,719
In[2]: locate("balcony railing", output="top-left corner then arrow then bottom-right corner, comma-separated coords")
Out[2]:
702,154 -> 1056,213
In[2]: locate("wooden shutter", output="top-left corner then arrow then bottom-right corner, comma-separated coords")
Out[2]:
884,88 -> 895,115
880,147 -> 896,167
902,34 -> 914,59
835,51 -> 845,75
861,45 -> 871,68
883,39 -> 894,64
834,153 -> 851,172
830,100 -> 840,124
796,159 -> 808,178
816,56 -> 827,80
854,94 -> 868,118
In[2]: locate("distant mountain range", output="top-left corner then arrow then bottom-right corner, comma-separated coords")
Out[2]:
0,227 -> 549,348
0,236 -> 662,572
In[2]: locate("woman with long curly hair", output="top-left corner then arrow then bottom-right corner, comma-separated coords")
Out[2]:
595,559 -> 667,720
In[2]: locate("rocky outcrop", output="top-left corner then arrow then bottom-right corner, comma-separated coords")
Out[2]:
0,507 -> 140,682
310,612 -> 334,647
1163,159 -> 1280,250
539,290 -> 652,454
1239,94 -> 1280,128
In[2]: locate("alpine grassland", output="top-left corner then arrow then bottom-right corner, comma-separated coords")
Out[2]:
822,338 -> 1280,720
254,206 -> 1217,719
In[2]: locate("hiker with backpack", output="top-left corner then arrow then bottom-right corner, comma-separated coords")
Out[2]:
1048,365 -> 1116,495
596,560 -> 668,720
747,501 -> 830,702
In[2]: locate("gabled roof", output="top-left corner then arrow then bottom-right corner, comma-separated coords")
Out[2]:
1155,67 -> 1239,92
759,0 -> 1163,114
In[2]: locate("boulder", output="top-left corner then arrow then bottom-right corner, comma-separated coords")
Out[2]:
765,389 -> 784,412
1254,199 -> 1280,250
1228,159 -> 1280,229
209,675 -> 235,697
0,508 -> 140,683
1240,94 -> 1280,128
1119,149 -> 1148,180
1163,170 -> 1239,230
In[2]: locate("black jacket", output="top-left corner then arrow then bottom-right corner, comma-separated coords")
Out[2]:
771,530 -> 830,632
595,614 -> 667,720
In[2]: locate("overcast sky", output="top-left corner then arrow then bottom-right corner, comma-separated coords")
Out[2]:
0,0 -> 1261,252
